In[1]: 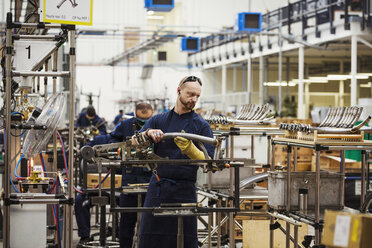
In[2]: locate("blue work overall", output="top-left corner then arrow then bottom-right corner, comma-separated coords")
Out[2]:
138,109 -> 214,248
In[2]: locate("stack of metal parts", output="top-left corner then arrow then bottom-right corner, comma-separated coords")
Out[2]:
278,106 -> 372,141
205,103 -> 275,126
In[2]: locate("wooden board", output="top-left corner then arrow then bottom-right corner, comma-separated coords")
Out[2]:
273,137 -> 372,147
243,219 -> 309,248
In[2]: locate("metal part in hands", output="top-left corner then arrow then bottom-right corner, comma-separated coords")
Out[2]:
133,132 -> 152,146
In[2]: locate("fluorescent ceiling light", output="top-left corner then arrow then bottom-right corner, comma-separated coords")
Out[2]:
147,15 -> 164,20
327,74 -> 349,80
327,74 -> 369,80
356,73 -> 372,77
307,77 -> 328,83
293,77 -> 328,83
264,81 -> 296,87
360,82 -> 372,88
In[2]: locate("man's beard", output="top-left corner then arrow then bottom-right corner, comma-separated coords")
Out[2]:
180,96 -> 195,111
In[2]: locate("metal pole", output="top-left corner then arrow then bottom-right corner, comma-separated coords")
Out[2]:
217,199 -> 221,248
44,61 -> 48,103
315,150 -> 321,245
136,194 -> 143,247
208,212 -> 212,248
111,169 -> 117,242
63,29 -> 76,248
278,31 -> 283,117
362,150 -> 366,206
294,225 -> 298,248
298,46 -> 304,118
3,13 -> 13,248
177,216 -> 184,248
351,35 -> 357,106
340,150 -> 345,207
52,51 -> 58,178
251,135 -> 254,159
267,136 -> 272,167
293,147 -> 297,172
270,217 -> 274,248
286,146 -> 292,248
271,140 -> 275,170
247,56 -> 252,104
229,135 -> 235,248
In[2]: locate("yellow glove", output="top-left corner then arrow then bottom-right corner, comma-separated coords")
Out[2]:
174,136 -> 205,160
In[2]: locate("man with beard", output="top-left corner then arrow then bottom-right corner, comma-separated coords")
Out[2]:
132,76 -> 214,248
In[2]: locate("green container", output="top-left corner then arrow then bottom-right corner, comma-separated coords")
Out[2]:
345,121 -> 371,162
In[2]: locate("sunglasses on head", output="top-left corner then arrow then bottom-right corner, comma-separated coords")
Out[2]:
179,76 -> 202,87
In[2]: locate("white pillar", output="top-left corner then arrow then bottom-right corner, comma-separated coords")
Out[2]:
305,83 -> 310,118
339,60 -> 344,107
351,35 -> 357,106
233,66 -> 237,92
222,64 -> 227,112
298,46 -> 304,119
259,54 -> 264,105
247,56 -> 252,103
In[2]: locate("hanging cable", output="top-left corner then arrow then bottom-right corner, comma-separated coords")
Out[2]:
56,131 -> 83,193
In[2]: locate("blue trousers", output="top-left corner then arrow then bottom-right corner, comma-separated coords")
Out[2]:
74,193 -> 92,238
74,193 -> 143,248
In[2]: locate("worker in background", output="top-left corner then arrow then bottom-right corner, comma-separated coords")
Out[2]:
111,102 -> 153,248
75,102 -> 153,247
132,76 -> 214,248
113,109 -> 124,125
76,105 -> 107,135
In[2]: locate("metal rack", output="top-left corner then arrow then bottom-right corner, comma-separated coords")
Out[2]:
211,126 -> 284,247
3,12 -> 76,247
270,137 -> 372,247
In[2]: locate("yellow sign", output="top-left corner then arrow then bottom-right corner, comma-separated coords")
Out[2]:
42,0 -> 93,26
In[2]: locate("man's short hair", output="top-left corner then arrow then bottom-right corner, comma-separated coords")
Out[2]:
86,106 -> 96,117
135,102 -> 153,114
178,75 -> 202,87
119,110 -> 123,114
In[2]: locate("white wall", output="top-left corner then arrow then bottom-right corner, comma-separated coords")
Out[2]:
77,64 -> 211,121
0,0 -> 291,120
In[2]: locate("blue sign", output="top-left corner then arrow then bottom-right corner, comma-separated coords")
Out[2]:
145,0 -> 174,12
236,12 -> 262,32
181,37 -> 199,52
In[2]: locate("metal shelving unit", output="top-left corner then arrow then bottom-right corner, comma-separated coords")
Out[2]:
270,137 -> 372,247
3,12 -> 76,247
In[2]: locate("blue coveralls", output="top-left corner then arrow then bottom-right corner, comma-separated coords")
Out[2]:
76,111 -> 107,135
138,109 -> 214,248
113,114 -> 123,126
74,118 -> 151,248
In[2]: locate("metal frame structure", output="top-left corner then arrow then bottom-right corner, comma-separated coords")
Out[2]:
3,12 -> 76,247
80,132 -> 242,248
210,126 -> 284,246
270,138 -> 372,247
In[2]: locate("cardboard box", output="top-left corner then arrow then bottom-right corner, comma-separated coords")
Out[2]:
311,155 -> 361,172
322,210 -> 372,248
87,173 -> 122,188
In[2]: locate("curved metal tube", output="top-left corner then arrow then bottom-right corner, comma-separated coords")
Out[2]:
163,132 -> 218,145
351,116 -> 371,132
239,172 -> 268,190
